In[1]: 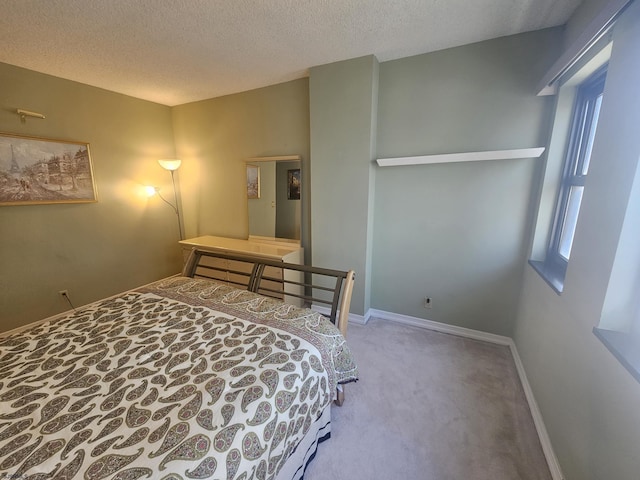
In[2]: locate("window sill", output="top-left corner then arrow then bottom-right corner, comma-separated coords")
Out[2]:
593,328 -> 640,384
529,260 -> 564,294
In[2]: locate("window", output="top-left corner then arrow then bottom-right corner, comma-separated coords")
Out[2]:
594,132 -> 640,384
540,67 -> 607,289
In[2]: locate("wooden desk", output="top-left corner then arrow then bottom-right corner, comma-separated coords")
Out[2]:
179,235 -> 303,304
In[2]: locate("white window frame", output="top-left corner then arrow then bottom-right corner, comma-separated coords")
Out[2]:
546,67 -> 608,281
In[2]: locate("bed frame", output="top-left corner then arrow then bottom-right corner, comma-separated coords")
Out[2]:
182,248 -> 356,405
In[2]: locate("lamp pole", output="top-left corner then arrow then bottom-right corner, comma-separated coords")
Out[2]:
157,159 -> 184,240
169,169 -> 184,240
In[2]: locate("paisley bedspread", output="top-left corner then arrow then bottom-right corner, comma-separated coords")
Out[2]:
0,276 -> 358,480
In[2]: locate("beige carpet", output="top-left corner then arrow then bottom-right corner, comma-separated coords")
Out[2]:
304,318 -> 552,480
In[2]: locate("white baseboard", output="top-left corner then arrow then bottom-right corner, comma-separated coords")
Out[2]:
0,308 -> 73,339
509,341 -> 565,480
0,274 -> 182,340
365,308 -> 565,480
368,308 -> 513,345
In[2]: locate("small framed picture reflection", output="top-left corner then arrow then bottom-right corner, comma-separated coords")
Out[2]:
247,164 -> 260,199
287,168 -> 300,200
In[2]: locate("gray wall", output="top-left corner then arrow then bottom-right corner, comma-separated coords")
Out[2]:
0,62 -> 181,332
514,2 -> 640,479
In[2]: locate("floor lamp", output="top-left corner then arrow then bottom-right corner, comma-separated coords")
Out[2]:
156,159 -> 184,240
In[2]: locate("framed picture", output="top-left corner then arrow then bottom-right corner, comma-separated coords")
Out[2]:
0,132 -> 97,206
288,168 -> 301,200
247,164 -> 260,199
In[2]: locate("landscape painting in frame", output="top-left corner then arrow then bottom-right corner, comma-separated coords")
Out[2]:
0,132 -> 97,206
247,164 -> 260,199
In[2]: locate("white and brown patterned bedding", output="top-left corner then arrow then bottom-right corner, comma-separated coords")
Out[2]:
0,276 -> 358,480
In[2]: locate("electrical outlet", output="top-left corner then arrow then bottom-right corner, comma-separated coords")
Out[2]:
424,297 -> 432,309
58,289 -> 69,297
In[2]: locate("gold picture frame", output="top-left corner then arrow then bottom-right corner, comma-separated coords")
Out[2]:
247,164 -> 260,199
0,132 -> 97,206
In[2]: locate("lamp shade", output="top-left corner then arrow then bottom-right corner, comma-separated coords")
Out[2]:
158,159 -> 182,171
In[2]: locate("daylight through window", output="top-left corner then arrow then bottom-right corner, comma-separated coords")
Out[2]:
548,67 -> 607,275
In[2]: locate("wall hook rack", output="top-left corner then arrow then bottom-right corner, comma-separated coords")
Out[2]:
16,108 -> 46,123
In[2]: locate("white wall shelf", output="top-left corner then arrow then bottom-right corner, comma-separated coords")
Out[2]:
376,147 -> 545,167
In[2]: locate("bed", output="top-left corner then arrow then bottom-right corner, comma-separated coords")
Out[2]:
0,249 -> 357,480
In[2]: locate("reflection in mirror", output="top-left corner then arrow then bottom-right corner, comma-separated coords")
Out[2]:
247,158 -> 301,242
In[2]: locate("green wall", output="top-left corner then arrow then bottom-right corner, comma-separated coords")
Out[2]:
305,30 -> 562,333
0,62 -> 181,332
514,2 -> 640,479
171,79 -> 310,261
563,0 -> 613,49
0,30 -> 564,338
309,56 -> 378,316
371,29 -> 561,335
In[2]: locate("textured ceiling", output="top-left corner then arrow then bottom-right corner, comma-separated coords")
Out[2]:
0,0 -> 582,106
